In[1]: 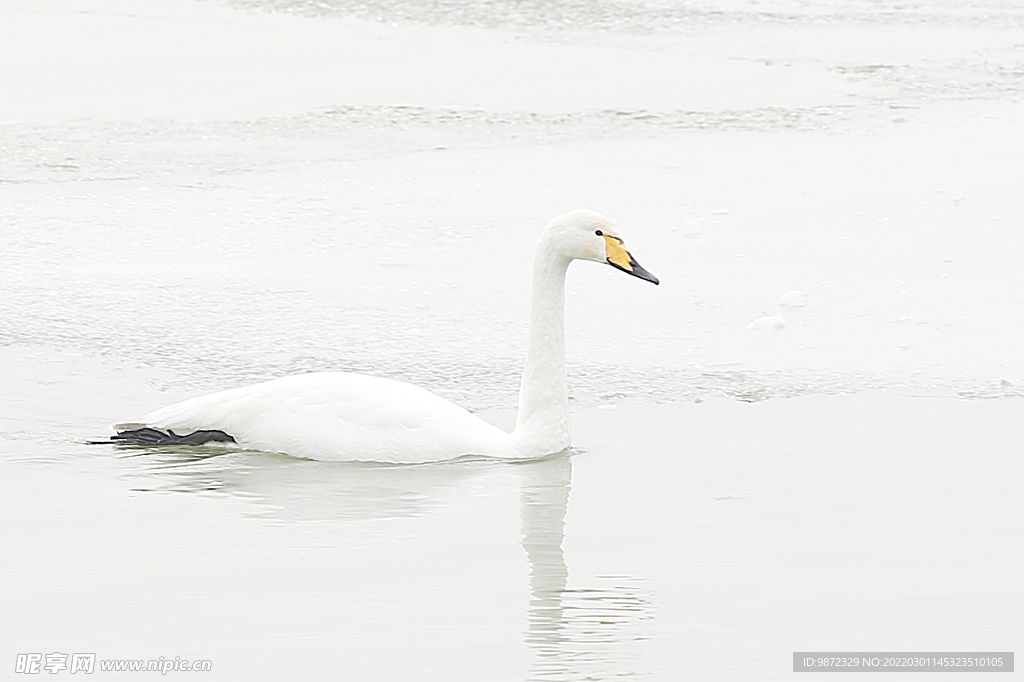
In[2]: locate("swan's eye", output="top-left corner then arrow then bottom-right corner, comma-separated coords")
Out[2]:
595,230 -> 603,236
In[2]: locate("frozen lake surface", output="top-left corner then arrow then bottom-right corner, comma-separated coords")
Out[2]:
2,0 -> 1022,679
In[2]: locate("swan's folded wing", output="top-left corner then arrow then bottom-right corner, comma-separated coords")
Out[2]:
142,372 -> 515,462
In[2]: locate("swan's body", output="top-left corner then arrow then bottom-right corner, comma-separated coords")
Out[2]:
137,373 -> 518,462
114,209 -> 658,462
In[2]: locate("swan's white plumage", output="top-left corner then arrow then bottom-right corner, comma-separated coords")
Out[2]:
143,373 -> 516,462
119,209 -> 658,462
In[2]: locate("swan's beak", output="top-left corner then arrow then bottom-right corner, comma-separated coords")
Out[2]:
604,235 -> 660,285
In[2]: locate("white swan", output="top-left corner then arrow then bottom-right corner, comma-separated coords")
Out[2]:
112,209 -> 658,462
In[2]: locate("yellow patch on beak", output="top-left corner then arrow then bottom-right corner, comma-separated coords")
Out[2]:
604,234 -> 634,271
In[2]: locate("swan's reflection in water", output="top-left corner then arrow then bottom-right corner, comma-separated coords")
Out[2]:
118,445 -> 492,520
520,455 -> 571,659
519,455 -> 654,681
120,446 -> 653,678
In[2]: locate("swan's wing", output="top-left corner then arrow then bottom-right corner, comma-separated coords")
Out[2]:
139,372 -> 513,462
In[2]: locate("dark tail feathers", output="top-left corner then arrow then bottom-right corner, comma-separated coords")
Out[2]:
97,427 -> 237,446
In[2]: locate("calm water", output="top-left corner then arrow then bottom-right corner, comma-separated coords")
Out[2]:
2,0 -> 1022,679
3,351 -> 1020,680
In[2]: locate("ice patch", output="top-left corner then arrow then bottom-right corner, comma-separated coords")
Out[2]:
778,291 -> 806,307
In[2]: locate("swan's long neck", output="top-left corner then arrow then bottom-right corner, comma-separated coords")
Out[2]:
512,243 -> 571,456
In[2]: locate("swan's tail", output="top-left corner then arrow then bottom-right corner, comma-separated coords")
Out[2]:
91,425 -> 237,446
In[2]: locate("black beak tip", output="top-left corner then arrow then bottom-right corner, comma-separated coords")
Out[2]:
609,258 -> 660,285
631,262 -> 659,285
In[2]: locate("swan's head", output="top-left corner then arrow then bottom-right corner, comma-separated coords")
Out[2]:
544,209 -> 659,285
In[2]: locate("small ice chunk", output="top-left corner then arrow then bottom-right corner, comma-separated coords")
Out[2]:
778,291 -> 806,307
682,219 -> 701,237
747,315 -> 786,331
